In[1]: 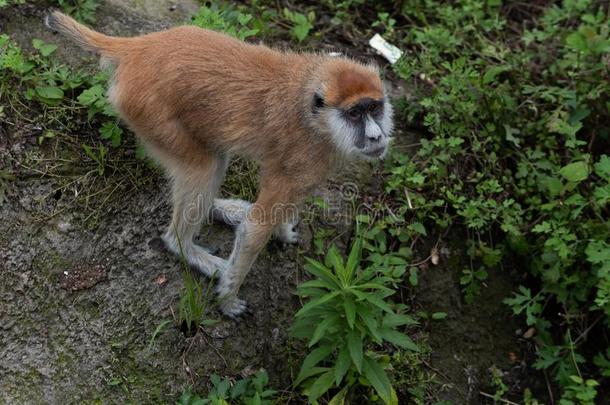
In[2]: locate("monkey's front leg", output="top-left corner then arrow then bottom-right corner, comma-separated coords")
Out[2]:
216,215 -> 275,317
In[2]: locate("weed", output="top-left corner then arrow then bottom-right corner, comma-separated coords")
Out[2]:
178,370 -> 276,405
57,0 -> 99,24
191,4 -> 259,41
372,12 -> 396,40
282,8 -> 315,43
291,233 -> 420,404
82,143 -> 107,176
384,0 -> 610,399
178,268 -> 217,336
0,0 -> 24,7
173,231 -> 217,336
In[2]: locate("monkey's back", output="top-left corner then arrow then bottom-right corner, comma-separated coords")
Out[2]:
108,26 -> 324,167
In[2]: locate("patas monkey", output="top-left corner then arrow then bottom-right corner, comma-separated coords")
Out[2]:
46,11 -> 394,317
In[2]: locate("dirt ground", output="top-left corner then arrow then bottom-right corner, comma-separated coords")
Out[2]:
0,1 -> 531,404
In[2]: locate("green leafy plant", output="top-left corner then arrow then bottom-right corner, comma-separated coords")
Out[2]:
0,0 -> 25,7
82,143 -> 107,176
1,34 -> 123,147
372,12 -> 396,39
172,226 -> 217,336
77,77 -> 124,146
385,0 -> 610,398
178,370 -> 276,405
178,267 -> 217,336
191,4 -> 259,41
57,0 -> 99,24
291,235 -> 420,404
282,8 -> 315,42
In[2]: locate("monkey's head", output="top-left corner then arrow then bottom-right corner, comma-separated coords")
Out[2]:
311,59 -> 394,160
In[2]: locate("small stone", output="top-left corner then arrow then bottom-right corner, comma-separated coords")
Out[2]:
271,327 -> 280,341
431,247 -> 440,265
523,327 -> 536,339
57,221 -> 72,233
153,273 -> 167,286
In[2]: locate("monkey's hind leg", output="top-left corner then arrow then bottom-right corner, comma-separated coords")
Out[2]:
212,198 -> 299,244
162,156 -> 228,277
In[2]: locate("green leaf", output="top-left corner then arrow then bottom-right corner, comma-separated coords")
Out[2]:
362,355 -> 395,405
382,312 -> 418,328
594,155 -> 610,181
326,244 -> 345,279
298,279 -> 334,291
344,296 -> 356,329
409,267 -> 418,286
78,84 -> 104,106
295,290 -> 340,318
352,283 -> 394,294
585,241 -> 610,264
304,258 -> 341,289
432,312 -> 448,320
347,329 -> 363,373
231,379 -> 249,399
334,345 -> 351,385
357,304 -> 382,342
308,314 -> 339,347
351,290 -> 393,313
345,237 -> 362,283
307,369 -> 335,402
483,65 -> 511,84
566,32 -> 588,52
293,366 -> 327,387
100,121 -> 123,147
559,161 -> 590,183
379,328 -> 420,352
32,38 -> 57,56
292,24 -> 310,42
328,386 -> 348,405
296,345 -> 333,385
35,86 -> 63,100
410,221 -> 427,236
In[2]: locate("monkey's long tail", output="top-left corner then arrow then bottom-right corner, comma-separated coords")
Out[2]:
45,11 -> 131,57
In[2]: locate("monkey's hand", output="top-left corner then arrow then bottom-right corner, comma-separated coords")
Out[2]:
274,223 -> 299,244
218,296 -> 248,318
216,274 -> 248,318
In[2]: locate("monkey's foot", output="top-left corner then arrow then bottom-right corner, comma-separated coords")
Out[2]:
274,223 -> 299,244
218,296 -> 248,318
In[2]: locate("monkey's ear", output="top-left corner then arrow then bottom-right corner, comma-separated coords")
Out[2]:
312,91 -> 325,114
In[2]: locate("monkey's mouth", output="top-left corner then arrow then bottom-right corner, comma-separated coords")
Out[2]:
363,146 -> 386,158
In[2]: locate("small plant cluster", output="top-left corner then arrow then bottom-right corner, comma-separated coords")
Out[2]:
173,232 -> 218,337
291,233 -> 420,404
178,370 -> 276,405
191,4 -> 259,41
0,0 -> 24,8
0,1 -> 98,21
57,0 -> 99,24
0,33 -> 123,147
384,0 -> 609,401
191,2 -> 317,43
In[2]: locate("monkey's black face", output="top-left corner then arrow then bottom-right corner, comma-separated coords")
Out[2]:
314,92 -> 394,160
340,97 -> 393,159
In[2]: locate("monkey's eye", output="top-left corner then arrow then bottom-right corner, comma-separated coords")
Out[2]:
346,108 -> 361,121
368,103 -> 381,115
